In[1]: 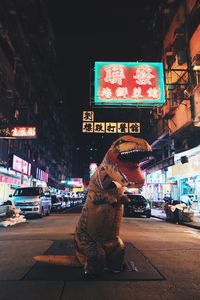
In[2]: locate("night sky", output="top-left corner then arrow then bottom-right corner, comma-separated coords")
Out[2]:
44,0 -> 164,160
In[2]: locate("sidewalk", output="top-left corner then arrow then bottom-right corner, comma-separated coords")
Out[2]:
151,208 -> 200,230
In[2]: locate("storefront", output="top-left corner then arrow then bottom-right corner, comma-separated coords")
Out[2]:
144,156 -> 175,201
31,167 -> 49,188
145,170 -> 165,201
0,172 -> 21,203
0,154 -> 34,203
167,145 -> 200,202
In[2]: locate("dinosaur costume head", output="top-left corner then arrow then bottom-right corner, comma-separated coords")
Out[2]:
102,135 -> 152,188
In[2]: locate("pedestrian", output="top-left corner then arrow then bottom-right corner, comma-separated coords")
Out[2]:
163,192 -> 172,204
173,206 -> 180,224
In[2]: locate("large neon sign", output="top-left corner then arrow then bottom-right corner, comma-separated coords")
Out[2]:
94,62 -> 165,107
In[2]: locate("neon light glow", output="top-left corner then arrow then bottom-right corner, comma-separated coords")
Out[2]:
0,126 -> 37,138
89,163 -> 98,178
94,62 -> 165,107
12,155 -> 31,175
66,178 -> 83,188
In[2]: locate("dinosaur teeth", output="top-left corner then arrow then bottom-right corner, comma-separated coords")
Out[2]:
121,149 -> 145,155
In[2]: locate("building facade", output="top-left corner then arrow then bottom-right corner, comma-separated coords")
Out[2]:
143,0 -> 200,205
0,0 -> 72,201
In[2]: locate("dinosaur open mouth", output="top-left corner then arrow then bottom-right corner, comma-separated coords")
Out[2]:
118,150 -> 151,183
106,150 -> 150,184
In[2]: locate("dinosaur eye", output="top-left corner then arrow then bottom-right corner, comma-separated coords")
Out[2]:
116,140 -> 124,145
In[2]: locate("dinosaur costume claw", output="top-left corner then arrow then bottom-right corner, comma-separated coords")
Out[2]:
34,135 -> 151,277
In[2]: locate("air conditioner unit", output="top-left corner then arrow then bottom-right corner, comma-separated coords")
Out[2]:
181,156 -> 188,164
156,107 -> 162,116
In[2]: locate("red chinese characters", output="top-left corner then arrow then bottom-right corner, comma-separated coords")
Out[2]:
99,64 -> 160,101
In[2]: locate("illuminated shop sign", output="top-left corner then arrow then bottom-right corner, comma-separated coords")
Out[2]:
36,168 -> 48,182
146,170 -> 165,184
170,154 -> 200,178
66,178 -> 83,188
89,163 -> 98,178
83,111 -> 94,122
82,111 -> 140,133
82,122 -> 140,133
0,175 -> 21,185
12,155 -> 31,175
0,126 -> 37,139
174,145 -> 200,162
94,62 -> 165,107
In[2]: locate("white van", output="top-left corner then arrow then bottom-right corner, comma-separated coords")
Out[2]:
11,187 -> 51,217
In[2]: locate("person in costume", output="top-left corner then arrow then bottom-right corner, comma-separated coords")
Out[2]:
34,135 -> 152,278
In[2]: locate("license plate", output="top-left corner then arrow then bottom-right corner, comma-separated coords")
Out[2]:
134,209 -> 143,213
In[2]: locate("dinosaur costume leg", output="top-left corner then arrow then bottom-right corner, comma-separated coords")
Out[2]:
74,206 -> 106,275
104,237 -> 125,272
74,196 -> 126,275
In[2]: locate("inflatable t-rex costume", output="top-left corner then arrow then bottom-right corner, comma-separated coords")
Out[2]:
34,135 -> 152,277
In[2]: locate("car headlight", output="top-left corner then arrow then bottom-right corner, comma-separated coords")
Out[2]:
32,201 -> 40,206
146,203 -> 150,209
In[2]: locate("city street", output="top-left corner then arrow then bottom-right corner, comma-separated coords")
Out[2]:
0,211 -> 200,300
0,2 -> 200,299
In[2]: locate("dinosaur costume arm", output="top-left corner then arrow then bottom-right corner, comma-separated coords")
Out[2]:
89,166 -> 127,205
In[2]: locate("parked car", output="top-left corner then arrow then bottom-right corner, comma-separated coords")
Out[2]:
123,194 -> 151,218
82,190 -> 88,204
51,195 -> 66,212
11,187 -> 51,218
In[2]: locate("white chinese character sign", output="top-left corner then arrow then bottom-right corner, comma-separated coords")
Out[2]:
0,126 -> 37,139
94,62 -> 165,107
81,111 -> 141,134
82,111 -> 94,122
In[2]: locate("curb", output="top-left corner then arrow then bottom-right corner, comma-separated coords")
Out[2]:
151,215 -> 200,230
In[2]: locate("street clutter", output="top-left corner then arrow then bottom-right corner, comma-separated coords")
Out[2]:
0,200 -> 26,227
164,201 -> 194,223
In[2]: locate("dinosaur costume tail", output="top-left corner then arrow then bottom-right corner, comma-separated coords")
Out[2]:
34,255 -> 81,267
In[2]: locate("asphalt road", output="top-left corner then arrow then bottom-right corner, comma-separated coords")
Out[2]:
0,210 -> 200,300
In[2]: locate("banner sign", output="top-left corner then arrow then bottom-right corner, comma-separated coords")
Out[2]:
36,168 -> 49,182
12,155 -> 31,176
94,62 -> 165,107
0,175 -> 21,185
0,126 -> 37,139
82,122 -> 140,133
82,111 -> 140,133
